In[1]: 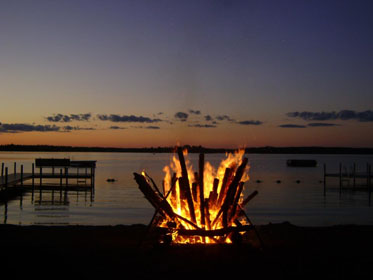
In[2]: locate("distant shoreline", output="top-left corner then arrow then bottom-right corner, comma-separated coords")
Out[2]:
1,144 -> 373,154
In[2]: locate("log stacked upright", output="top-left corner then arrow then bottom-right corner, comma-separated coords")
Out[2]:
134,148 -> 258,244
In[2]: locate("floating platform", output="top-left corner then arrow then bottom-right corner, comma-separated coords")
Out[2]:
287,159 -> 317,167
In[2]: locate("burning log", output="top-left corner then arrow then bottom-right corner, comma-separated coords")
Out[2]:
135,172 -> 200,231
216,168 -> 232,207
134,149 -> 260,245
213,157 -> 248,228
198,153 -> 205,226
144,171 -> 163,197
230,190 -> 258,222
229,181 -> 244,221
178,176 -> 188,210
134,172 -> 159,209
176,225 -> 253,237
173,212 -> 200,229
192,182 -> 198,202
162,180 -> 166,196
223,158 -> 248,227
192,172 -> 200,203
170,173 -> 177,196
204,198 -> 212,230
134,173 -> 175,219
170,173 -> 178,209
177,147 -> 196,223
208,178 -> 219,207
241,190 -> 258,208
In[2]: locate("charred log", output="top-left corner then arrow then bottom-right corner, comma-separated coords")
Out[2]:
198,153 -> 205,226
177,147 -> 196,223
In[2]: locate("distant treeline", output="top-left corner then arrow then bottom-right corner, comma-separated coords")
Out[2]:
1,144 -> 373,154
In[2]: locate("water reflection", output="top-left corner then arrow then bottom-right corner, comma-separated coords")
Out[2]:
0,152 -> 372,226
2,188 -> 94,225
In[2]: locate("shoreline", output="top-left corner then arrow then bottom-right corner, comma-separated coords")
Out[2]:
1,144 -> 373,154
1,222 -> 373,277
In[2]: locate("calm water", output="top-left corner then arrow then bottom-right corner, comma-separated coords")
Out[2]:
1,152 -> 372,226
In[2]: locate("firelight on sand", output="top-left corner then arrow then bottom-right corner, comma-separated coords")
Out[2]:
134,148 -> 258,244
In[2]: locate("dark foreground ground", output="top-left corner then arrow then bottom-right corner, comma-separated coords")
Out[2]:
1,222 -> 372,279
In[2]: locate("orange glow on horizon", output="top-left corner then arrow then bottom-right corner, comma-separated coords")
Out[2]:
0,122 -> 372,148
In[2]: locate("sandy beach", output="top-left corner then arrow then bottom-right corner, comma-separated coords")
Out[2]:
1,222 -> 372,279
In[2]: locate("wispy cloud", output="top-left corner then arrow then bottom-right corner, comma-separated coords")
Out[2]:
109,126 -> 126,130
216,115 -> 235,122
188,109 -> 201,115
0,123 -> 60,133
62,126 -> 95,131
188,124 -> 217,128
0,122 -> 97,133
279,123 -> 340,128
307,123 -> 340,127
287,110 -> 373,122
279,124 -> 307,128
43,111 -> 266,130
174,112 -> 189,122
46,113 -> 91,122
131,125 -> 161,129
97,114 -> 162,123
237,120 -> 263,126
204,115 -> 213,121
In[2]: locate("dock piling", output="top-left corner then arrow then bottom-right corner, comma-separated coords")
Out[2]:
31,163 -> 35,190
60,169 -> 63,196
1,163 -> 4,177
339,163 -> 342,195
39,166 -> 43,197
21,165 -> 24,187
65,167 -> 69,188
40,167 -> 43,187
367,163 -> 370,189
369,164 -> 371,205
5,167 -> 8,189
60,168 -> 63,186
90,167 -> 94,189
323,164 -> 326,196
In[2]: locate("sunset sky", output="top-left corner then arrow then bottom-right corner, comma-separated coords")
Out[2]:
1,0 -> 372,148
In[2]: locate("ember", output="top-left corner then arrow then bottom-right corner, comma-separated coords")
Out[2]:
134,147 -> 259,244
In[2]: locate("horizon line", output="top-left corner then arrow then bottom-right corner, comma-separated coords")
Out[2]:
1,144 -> 373,154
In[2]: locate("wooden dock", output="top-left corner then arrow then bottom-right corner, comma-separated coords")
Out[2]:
323,163 -> 372,202
0,159 -> 96,200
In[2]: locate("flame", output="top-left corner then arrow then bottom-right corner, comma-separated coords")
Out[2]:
161,148 -> 250,244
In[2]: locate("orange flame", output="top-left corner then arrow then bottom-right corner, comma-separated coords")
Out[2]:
161,148 -> 250,244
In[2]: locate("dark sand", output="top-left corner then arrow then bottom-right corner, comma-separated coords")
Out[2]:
1,222 -> 372,279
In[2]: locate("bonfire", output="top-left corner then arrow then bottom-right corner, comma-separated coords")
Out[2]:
134,147 -> 259,244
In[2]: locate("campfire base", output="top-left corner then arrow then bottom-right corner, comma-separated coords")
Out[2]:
135,149 -> 265,247
140,211 -> 263,246
157,225 -> 254,237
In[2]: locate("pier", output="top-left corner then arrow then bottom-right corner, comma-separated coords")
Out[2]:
323,163 -> 372,202
0,158 -> 96,201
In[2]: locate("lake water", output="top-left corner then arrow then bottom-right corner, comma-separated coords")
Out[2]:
1,152 -> 372,226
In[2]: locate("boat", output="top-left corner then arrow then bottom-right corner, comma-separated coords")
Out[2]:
286,159 -> 317,167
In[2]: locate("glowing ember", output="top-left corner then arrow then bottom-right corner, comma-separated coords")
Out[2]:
134,147 -> 258,245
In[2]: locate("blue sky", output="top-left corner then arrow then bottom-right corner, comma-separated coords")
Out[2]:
0,0 -> 372,147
